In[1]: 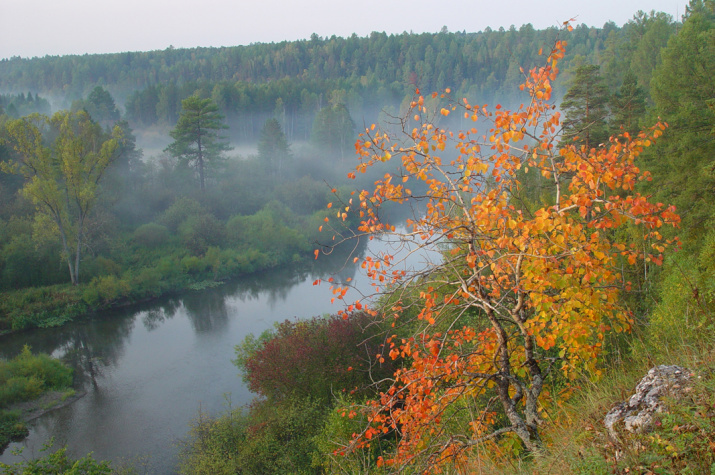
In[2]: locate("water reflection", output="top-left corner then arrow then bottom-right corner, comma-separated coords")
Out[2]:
183,290 -> 229,333
0,235 -> 385,472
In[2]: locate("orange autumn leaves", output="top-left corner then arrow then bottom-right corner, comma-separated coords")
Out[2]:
317,34 -> 679,471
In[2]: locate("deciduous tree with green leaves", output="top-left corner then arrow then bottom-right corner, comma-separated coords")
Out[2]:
165,96 -> 231,191
2,110 -> 122,285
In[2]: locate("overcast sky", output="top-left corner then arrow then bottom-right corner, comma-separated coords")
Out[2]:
1,0 -> 689,60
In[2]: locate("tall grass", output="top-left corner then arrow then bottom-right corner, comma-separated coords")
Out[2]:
0,345 -> 74,452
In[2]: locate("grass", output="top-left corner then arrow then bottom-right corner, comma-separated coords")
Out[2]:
0,345 -> 74,453
493,274 -> 715,475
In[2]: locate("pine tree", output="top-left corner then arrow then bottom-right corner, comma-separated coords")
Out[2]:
610,70 -> 647,136
257,118 -> 291,177
645,0 -> 715,245
561,64 -> 611,149
165,96 -> 231,191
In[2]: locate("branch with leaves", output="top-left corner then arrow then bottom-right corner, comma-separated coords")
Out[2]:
316,29 -> 680,472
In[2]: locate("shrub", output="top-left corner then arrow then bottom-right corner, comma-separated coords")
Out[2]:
0,443 -> 112,474
4,345 -> 73,391
226,204 -> 309,262
180,255 -> 205,275
179,398 -> 327,475
179,214 -> 225,255
82,275 -> 130,306
158,197 -> 207,232
132,223 -> 170,248
234,312 -> 393,403
0,410 -> 28,456
128,267 -> 164,298
0,376 -> 43,406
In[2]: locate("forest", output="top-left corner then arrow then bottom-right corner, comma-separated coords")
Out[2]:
1,1 -> 714,473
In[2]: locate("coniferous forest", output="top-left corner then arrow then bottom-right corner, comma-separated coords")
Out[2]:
1,1 -> 714,473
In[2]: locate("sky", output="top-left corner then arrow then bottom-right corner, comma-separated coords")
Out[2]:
1,0 -> 690,60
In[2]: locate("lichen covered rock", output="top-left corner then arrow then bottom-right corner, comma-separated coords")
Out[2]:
604,365 -> 692,440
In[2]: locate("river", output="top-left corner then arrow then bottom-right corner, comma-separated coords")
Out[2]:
0,231 -> 434,473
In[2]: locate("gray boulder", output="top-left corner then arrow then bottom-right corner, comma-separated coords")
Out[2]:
604,365 -> 693,440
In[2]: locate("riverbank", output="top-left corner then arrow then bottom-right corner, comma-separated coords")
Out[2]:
0,347 -> 76,454
0,250 -> 313,337
7,389 -> 85,424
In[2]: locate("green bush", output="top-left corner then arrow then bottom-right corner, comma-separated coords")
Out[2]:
128,267 -> 164,298
0,376 -> 43,406
0,443 -> 112,474
158,197 -> 207,232
1,345 -> 73,396
181,255 -> 205,275
226,203 -> 309,263
132,222 -> 170,248
179,398 -> 328,475
0,286 -> 85,333
179,214 -> 225,255
313,394 -> 393,474
0,410 -> 28,456
82,275 -> 130,306
0,347 -> 74,453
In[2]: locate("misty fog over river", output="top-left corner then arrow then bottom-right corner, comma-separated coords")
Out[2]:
0,228 -> 436,473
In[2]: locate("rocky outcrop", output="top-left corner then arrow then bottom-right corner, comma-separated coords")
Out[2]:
604,365 -> 693,440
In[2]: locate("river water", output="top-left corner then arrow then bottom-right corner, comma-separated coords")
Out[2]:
0,232 -> 433,473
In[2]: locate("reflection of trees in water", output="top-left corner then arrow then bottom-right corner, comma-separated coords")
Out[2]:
0,311 -> 136,391
141,298 -> 181,331
182,289 -> 229,333
217,236 -> 370,312
59,316 -> 135,389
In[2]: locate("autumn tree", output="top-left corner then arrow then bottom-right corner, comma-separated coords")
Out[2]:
165,95 -> 231,191
2,110 -> 123,285
318,35 -> 679,471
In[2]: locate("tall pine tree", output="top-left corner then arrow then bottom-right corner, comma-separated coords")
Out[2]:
165,96 -> 231,191
561,64 -> 611,149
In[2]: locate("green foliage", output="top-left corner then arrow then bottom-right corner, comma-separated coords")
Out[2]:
131,223 -> 169,248
0,346 -> 74,402
158,197 -> 207,232
645,0 -> 715,247
609,70 -> 647,136
2,110 -> 123,285
179,398 -> 328,475
560,63 -> 610,148
179,214 -> 226,255
82,275 -> 131,306
0,443 -> 111,474
0,346 -> 73,452
0,93 -> 50,118
226,202 -> 309,265
71,86 -> 120,128
0,410 -> 28,455
258,118 -> 291,176
0,285 -> 86,333
312,394 -> 393,474
165,96 -> 231,191
0,217 -> 66,290
311,103 -> 355,161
